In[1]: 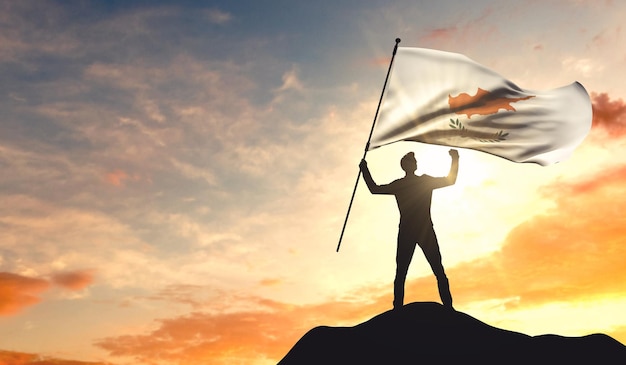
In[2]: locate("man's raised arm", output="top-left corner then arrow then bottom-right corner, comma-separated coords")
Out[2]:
359,159 -> 393,195
446,149 -> 460,185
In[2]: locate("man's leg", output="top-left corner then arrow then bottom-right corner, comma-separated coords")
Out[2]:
394,233 -> 417,310
419,228 -> 453,308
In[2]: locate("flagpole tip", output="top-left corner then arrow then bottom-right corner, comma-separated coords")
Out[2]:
395,38 -> 401,44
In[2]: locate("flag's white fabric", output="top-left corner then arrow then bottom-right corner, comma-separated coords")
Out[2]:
370,47 -> 592,165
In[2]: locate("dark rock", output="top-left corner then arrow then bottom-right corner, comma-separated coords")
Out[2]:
278,302 -> 626,364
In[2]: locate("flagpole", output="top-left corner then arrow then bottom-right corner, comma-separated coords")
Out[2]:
336,38 -> 401,252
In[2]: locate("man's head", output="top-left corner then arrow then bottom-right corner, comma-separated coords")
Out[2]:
400,152 -> 417,173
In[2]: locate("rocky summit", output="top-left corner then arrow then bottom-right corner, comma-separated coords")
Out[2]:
278,302 -> 626,364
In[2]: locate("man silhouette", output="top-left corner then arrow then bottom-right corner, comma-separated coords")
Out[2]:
359,149 -> 459,310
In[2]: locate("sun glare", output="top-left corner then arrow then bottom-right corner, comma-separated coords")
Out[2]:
366,142 -> 493,190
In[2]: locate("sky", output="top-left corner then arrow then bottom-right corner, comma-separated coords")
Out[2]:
1,0 -> 625,364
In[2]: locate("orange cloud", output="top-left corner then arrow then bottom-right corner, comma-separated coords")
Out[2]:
0,270 -> 94,316
0,349 -> 111,365
543,164 -> 626,196
404,163 -> 626,308
95,296 -> 392,365
419,9 -> 494,47
105,170 -> 128,186
422,26 -> 458,43
591,92 -> 626,136
259,278 -> 282,287
145,284 -> 208,309
51,269 -> 95,291
369,56 -> 391,67
0,272 -> 49,316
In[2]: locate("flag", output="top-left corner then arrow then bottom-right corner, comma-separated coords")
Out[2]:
369,47 -> 592,165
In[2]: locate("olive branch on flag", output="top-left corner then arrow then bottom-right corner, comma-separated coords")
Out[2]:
449,118 -> 509,143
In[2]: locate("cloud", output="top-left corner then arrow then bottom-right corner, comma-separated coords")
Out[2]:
96,213 -> 626,365
259,278 -> 282,287
404,162 -> 626,308
51,269 -> 95,291
591,92 -> 626,136
275,66 -> 304,93
104,170 -> 128,187
272,65 -> 305,106
93,158 -> 626,364
0,195 -> 160,290
0,272 -> 49,316
422,26 -> 458,43
418,8 -> 497,49
95,296 -> 390,365
1,0 -> 364,309
169,158 -> 217,187
590,25 -> 622,48
203,8 -> 232,25
0,349 -> 111,365
144,284 -> 210,309
368,56 -> 392,67
562,57 -> 605,78
0,2 -> 82,62
0,270 -> 95,316
543,164 -> 626,196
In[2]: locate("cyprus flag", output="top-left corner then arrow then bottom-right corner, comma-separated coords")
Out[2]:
370,47 -> 592,165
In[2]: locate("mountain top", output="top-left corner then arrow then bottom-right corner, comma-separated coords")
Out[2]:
278,302 -> 626,364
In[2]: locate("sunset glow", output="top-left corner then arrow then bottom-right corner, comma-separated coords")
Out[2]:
1,1 -> 625,364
